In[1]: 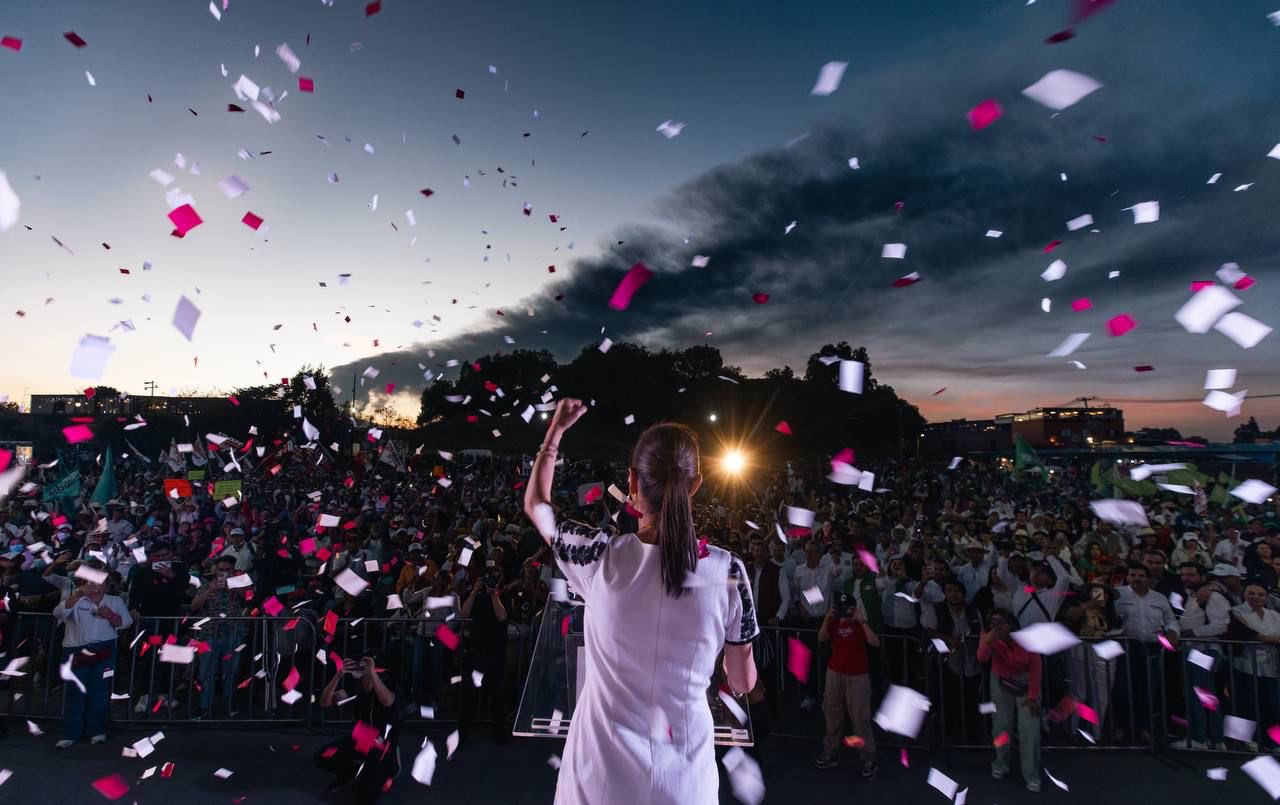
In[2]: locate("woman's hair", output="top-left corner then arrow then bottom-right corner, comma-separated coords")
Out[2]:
632,423 -> 701,598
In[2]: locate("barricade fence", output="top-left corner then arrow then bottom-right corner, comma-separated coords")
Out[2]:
4,609 -> 1275,755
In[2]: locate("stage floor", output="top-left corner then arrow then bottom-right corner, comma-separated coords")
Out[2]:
0,723 -> 1268,804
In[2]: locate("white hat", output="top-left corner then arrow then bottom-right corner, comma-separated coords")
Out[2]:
1211,563 -> 1242,578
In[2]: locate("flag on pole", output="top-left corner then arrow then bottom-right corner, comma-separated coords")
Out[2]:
1013,435 -> 1046,480
90,446 -> 117,506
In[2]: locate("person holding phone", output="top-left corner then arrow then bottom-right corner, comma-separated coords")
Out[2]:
814,592 -> 880,779
524,399 -> 759,805
316,652 -> 399,803
978,609 -> 1042,792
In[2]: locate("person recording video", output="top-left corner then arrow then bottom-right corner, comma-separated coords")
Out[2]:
316,651 -> 400,804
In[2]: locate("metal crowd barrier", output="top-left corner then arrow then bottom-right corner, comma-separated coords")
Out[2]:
4,607 -> 1276,757
0,611 -> 536,729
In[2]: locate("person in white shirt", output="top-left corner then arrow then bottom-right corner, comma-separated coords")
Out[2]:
998,554 -> 1070,627
792,542 -> 834,623
951,540 -> 995,604
818,538 -> 854,590
105,506 -> 135,543
219,527 -> 255,572
52,564 -> 133,748
1230,583 -> 1280,750
1212,527 -> 1246,571
1172,562 -> 1229,749
1115,563 -> 1180,741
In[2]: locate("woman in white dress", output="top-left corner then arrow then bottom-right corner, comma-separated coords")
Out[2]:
524,398 -> 760,805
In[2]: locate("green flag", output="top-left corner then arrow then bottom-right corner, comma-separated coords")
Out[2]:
90,446 -> 117,506
42,470 -> 81,503
1013,435 -> 1046,479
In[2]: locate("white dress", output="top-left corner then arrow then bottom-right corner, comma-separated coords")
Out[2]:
550,519 -> 760,805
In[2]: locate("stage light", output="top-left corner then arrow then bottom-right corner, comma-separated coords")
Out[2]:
709,413 -> 718,422
722,449 -> 746,474
540,412 -> 549,420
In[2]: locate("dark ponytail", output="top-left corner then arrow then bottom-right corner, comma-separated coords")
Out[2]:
633,423 -> 700,598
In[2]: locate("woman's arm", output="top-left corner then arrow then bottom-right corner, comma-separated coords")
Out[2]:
523,399 -> 587,538
319,666 -> 344,707
723,643 -> 757,696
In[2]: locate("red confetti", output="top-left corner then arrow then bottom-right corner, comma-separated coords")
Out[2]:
549,214 -> 558,223
365,0 -> 382,16
843,735 -> 865,748
584,485 -> 603,504
1043,239 -> 1062,253
751,292 -> 770,304
1235,276 -> 1256,290
561,615 -> 571,636
242,211 -> 264,230
63,424 -> 93,444
967,98 -> 1003,130
298,76 -> 315,93
1106,314 -> 1137,337
83,387 -> 96,399
420,188 -> 434,197
227,395 -> 240,406
1133,365 -> 1155,372
1190,280 -> 1214,292
1,36 -> 22,51
455,88 -> 465,99
435,623 -> 460,650
228,104 -> 245,112
283,666 -> 301,690
168,204 -> 203,235
1071,298 -> 1093,312
547,265 -> 556,273
91,774 -> 130,800
697,536 -> 710,559
1046,29 -> 1076,43
933,387 -> 947,396
993,731 -> 1010,747
385,382 -> 396,395
1073,0 -> 1118,23
774,420 -> 792,435
63,31 -> 87,48
891,272 -> 921,287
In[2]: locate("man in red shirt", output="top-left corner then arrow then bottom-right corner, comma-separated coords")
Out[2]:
814,591 -> 880,780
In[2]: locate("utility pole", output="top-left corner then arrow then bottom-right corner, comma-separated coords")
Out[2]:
144,380 -> 157,396
1072,396 -> 1099,409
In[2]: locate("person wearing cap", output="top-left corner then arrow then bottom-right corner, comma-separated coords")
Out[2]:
997,551 -> 1070,628
52,559 -> 133,748
814,590 -> 880,779
219,527 -> 254,572
316,650 -> 401,801
1171,533 -> 1211,570
1209,562 -> 1245,606
105,504 -> 134,543
1212,526 -> 1246,572
951,539 -> 995,604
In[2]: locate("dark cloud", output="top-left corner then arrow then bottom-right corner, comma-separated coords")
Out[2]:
336,6 -> 1280,436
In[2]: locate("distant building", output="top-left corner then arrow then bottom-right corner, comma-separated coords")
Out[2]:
921,417 -> 1012,458
1011,406 -> 1125,448
29,394 -> 226,417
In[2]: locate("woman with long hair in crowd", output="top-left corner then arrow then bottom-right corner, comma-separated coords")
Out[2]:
524,399 -> 759,805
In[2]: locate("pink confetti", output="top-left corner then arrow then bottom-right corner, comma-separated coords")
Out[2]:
561,615 -> 571,636
891,272 -> 921,287
1071,297 -> 1093,312
1267,725 -> 1280,744
1077,702 -> 1099,725
697,536 -> 710,559
242,211 -> 264,230
1133,365 -> 1155,372
63,31 -> 87,48
607,262 -> 653,311
1106,314 -> 1137,337
91,774 -> 130,800
262,596 -> 284,617
298,76 -> 315,93
1,36 -> 21,51
365,0 -> 382,15
384,383 -> 396,395
900,748 -> 909,767
1157,633 -> 1174,652
1072,0 -> 1118,23
63,424 -> 93,444
584,485 -> 603,504
774,420 -> 792,435
1043,239 -> 1063,253
435,623 -> 460,650
787,637 -> 811,684
993,731 -> 1010,747
1190,280 -> 1214,292
1235,276 -> 1256,290
832,448 -> 855,466
933,387 -> 947,395
856,547 -> 879,574
751,292 -> 770,304
1046,29 -> 1076,44
282,666 -> 301,691
168,204 -> 203,236
1193,686 -> 1219,711
967,98 -> 1003,130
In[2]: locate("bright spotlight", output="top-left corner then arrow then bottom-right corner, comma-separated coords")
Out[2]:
539,412 -> 549,420
709,413 -> 718,422
722,449 -> 746,474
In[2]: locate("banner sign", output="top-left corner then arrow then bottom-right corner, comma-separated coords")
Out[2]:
213,479 -> 242,499
163,479 -> 194,498
42,471 -> 81,502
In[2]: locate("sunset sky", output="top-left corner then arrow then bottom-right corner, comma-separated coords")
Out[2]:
1,1 -> 1278,441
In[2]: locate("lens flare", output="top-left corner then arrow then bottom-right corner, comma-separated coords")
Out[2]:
722,449 -> 746,474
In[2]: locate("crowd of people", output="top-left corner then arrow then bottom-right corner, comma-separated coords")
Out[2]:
0,437 -> 1278,798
